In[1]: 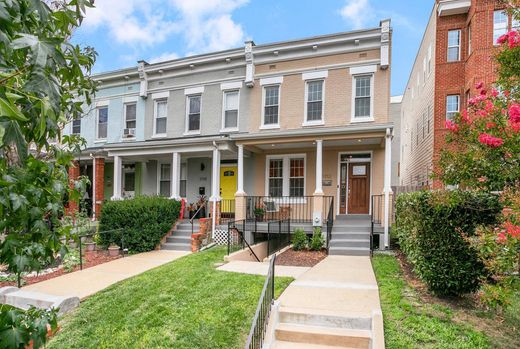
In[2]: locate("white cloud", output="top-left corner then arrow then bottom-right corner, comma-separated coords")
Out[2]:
149,51 -> 180,63
340,0 -> 373,29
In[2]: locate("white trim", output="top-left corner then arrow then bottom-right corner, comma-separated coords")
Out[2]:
185,94 -> 202,134
95,106 -> 108,141
261,84 -> 281,129
96,100 -> 109,107
184,86 -> 205,95
220,81 -> 243,90
123,96 -> 138,103
302,70 -> 328,80
152,91 -> 169,100
221,89 -> 240,133
303,79 -> 325,125
336,151 -> 373,216
260,76 -> 283,86
156,161 -> 171,196
350,74 -> 375,122
265,154 -> 307,198
121,102 -> 137,140
349,65 -> 377,75
153,99 -> 168,137
447,29 -> 461,62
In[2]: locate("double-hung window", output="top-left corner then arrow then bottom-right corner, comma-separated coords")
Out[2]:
468,24 -> 472,55
513,17 -> 520,31
187,95 -> 201,132
266,155 -> 306,198
427,44 -> 432,75
493,10 -> 508,44
97,106 -> 108,140
72,118 -> 81,135
447,30 -> 461,62
124,103 -> 136,136
263,85 -> 280,126
222,90 -> 239,130
306,80 -> 324,123
353,75 -> 372,119
158,163 -> 171,197
154,99 -> 167,135
446,95 -> 460,120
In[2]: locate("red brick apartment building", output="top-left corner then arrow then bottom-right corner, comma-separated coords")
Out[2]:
400,0 -> 519,187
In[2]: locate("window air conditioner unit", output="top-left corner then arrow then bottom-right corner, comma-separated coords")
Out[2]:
124,128 -> 136,137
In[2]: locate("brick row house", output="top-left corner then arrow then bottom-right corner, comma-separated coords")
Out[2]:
400,0 -> 519,188
66,20 -> 394,249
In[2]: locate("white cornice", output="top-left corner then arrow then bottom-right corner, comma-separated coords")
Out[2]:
437,0 -> 471,16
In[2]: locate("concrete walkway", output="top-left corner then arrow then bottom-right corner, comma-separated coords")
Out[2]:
268,256 -> 384,349
23,250 -> 190,300
217,260 -> 310,278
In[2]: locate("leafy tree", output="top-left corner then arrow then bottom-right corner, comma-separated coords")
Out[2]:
0,0 -> 96,347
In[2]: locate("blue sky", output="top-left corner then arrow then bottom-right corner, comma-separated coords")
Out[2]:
72,0 -> 433,96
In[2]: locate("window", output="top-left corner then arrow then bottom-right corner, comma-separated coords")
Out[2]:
72,118 -> 81,135
513,17 -> 520,31
97,106 -> 108,139
416,121 -> 419,145
411,130 -> 414,151
263,85 -> 280,126
468,24 -> 472,55
493,10 -> 508,44
154,99 -> 167,135
158,163 -> 171,197
447,30 -> 461,62
124,103 -> 136,132
306,80 -> 324,122
427,44 -> 432,75
353,75 -> 372,118
422,57 -> 427,83
223,90 -> 239,130
422,112 -> 426,139
266,155 -> 306,197
428,104 -> 433,133
187,95 -> 201,132
446,95 -> 460,120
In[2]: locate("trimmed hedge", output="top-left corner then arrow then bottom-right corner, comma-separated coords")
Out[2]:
395,190 -> 502,296
98,196 -> 181,253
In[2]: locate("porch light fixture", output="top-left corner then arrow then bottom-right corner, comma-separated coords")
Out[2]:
312,45 -> 318,50
358,139 -> 362,142
225,58 -> 231,63
189,64 -> 195,69
354,39 -> 360,46
273,50 -> 279,56
158,69 -> 164,74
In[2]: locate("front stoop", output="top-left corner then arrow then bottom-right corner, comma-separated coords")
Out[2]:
329,215 -> 371,256
275,323 -> 371,348
160,220 -> 195,251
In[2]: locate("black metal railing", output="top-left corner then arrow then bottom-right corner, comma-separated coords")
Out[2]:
78,228 -> 125,270
266,219 -> 291,257
220,199 -> 236,223
190,199 -> 207,235
244,254 -> 276,349
370,195 -> 383,254
326,197 -> 334,251
227,219 -> 260,262
246,196 -> 313,223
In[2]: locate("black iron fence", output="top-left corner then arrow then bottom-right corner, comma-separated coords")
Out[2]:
78,228 -> 125,270
220,199 -> 236,222
246,196 -> 313,223
227,219 -> 260,261
326,197 -> 334,250
244,254 -> 276,349
266,219 -> 290,257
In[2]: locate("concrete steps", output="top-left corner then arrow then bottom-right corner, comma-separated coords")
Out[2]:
272,340 -> 353,349
278,306 -> 372,330
329,215 -> 371,256
160,220 -> 197,251
275,323 -> 371,348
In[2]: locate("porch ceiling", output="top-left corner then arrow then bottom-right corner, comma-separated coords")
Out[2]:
253,137 -> 383,150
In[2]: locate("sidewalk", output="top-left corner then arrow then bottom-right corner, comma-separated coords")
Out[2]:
217,260 -> 309,278
23,250 -> 190,300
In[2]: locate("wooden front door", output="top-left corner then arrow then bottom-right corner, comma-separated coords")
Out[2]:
347,162 -> 370,214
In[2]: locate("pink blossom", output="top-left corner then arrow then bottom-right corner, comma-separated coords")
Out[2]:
475,81 -> 484,90
484,100 -> 494,113
480,89 -> 487,96
503,221 -> 520,239
478,110 -> 488,118
509,104 -> 520,123
491,89 -> 499,97
478,176 -> 487,183
509,120 -> 520,132
497,33 -> 509,45
461,109 -> 470,123
478,133 -> 504,147
486,122 -> 496,129
497,232 -> 507,243
445,120 -> 459,132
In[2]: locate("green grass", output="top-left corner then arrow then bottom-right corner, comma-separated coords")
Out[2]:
47,247 -> 293,349
372,254 -> 490,349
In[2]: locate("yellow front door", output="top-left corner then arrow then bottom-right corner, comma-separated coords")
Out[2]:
220,166 -> 237,214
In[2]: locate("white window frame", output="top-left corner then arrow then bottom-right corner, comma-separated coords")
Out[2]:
446,95 -> 460,121
493,10 -> 508,45
303,79 -> 325,126
351,74 -> 374,123
265,154 -> 307,200
422,57 -> 427,85
468,24 -> 472,55
96,106 -> 108,141
123,102 -> 137,138
427,44 -> 432,75
261,84 -> 281,129
71,118 -> 81,135
447,29 -> 461,62
152,99 -> 168,138
156,162 -> 171,197
185,94 -> 202,135
221,89 -> 240,132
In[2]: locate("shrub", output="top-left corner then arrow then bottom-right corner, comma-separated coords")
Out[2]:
99,196 -> 181,253
309,227 -> 325,251
62,249 -> 80,272
291,228 -> 308,251
395,190 -> 502,296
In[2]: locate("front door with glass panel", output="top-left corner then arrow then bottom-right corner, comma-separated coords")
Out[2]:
347,162 -> 370,214
220,166 -> 237,216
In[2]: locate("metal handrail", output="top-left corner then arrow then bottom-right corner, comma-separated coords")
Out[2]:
244,254 -> 276,349
326,197 -> 334,251
190,199 -> 207,235
78,228 -> 125,270
227,219 -> 260,262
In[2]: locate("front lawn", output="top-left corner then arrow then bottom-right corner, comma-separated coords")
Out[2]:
47,247 -> 293,349
372,254 -> 520,349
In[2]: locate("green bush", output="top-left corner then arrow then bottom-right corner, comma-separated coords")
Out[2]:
99,196 -> 181,253
309,227 -> 325,251
395,190 -> 502,296
291,228 -> 308,251
63,249 -> 80,272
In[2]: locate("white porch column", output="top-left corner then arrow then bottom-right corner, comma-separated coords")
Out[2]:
170,152 -> 181,200
383,128 -> 393,249
210,147 -> 221,237
111,155 -> 122,200
92,157 -> 96,220
314,140 -> 323,195
236,144 -> 246,195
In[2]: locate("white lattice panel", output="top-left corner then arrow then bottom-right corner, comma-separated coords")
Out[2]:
213,229 -> 240,245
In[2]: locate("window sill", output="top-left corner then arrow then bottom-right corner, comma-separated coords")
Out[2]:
151,134 -> 167,139
220,128 -> 239,133
120,137 -> 136,142
260,124 -> 280,130
302,120 -> 324,127
350,117 -> 374,123
183,131 -> 201,136
94,139 -> 107,143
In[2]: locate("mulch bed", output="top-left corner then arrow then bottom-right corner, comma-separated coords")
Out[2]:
0,250 -> 122,288
275,248 -> 327,267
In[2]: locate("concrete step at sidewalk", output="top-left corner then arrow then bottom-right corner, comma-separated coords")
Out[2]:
166,236 -> 191,243
278,306 -> 372,330
329,239 -> 370,248
275,323 -> 371,348
272,340 -> 358,349
331,233 -> 370,240
328,247 -> 370,256
161,243 -> 191,251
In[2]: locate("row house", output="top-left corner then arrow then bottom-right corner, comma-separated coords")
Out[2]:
400,0 -> 519,188
67,19 -> 394,248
